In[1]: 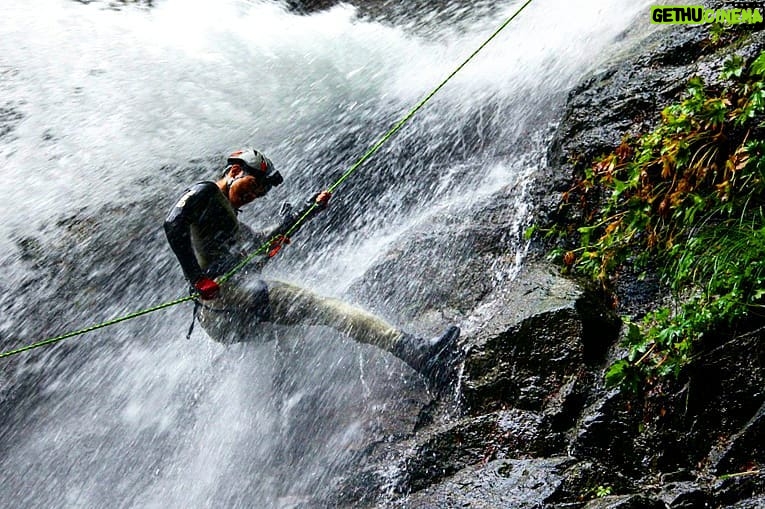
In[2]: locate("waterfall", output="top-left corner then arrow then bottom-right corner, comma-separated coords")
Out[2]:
0,0 -> 652,506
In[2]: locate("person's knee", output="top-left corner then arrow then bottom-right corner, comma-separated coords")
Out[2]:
264,279 -> 314,325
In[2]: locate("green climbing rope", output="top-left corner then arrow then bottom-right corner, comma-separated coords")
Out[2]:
0,296 -> 196,359
0,0 -> 534,360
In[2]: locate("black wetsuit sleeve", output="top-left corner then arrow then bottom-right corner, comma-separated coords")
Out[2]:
265,194 -> 325,240
164,183 -> 215,283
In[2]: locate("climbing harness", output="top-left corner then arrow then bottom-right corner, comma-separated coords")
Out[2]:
0,0 -> 534,360
186,298 -> 243,339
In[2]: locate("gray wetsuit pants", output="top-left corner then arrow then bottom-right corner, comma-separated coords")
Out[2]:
197,279 -> 402,352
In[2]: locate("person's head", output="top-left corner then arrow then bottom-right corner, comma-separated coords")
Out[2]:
220,148 -> 283,208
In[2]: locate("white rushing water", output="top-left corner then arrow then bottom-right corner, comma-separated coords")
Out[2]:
0,0 -> 653,506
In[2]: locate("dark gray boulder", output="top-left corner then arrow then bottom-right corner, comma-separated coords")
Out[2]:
461,263 -> 620,414
389,457 -> 573,509
398,408 -> 556,493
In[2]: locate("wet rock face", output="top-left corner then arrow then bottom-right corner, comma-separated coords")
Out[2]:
347,256 -> 762,507
400,408 -> 556,493
392,457 -> 573,509
461,264 -> 620,414
687,331 -> 765,475
349,214 -> 517,332
346,12 -> 765,509
569,389 -> 640,475
547,23 -> 711,167
340,264 -> 628,506
729,495 -> 765,509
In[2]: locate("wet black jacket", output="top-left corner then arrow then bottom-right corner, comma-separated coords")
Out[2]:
164,181 -> 318,283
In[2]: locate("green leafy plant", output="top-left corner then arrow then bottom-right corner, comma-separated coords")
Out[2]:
553,50 -> 765,391
595,485 -> 613,498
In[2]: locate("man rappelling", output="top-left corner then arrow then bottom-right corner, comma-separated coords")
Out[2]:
164,148 -> 462,390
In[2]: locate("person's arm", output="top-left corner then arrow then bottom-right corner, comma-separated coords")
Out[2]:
258,191 -> 331,258
266,191 -> 331,239
163,183 -> 211,284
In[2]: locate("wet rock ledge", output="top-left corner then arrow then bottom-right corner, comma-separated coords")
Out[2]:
345,262 -> 765,508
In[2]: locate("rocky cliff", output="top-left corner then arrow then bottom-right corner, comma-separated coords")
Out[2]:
329,4 -> 765,509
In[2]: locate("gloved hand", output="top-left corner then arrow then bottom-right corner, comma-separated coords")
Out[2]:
194,276 -> 220,300
314,191 -> 332,209
278,201 -> 294,218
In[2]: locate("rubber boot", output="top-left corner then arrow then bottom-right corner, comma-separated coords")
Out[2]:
391,326 -> 461,390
